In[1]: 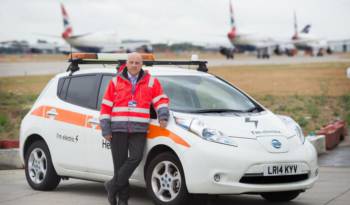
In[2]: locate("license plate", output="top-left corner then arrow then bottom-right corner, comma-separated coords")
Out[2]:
263,164 -> 300,176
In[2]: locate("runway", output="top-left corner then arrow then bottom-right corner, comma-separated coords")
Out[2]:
0,55 -> 350,77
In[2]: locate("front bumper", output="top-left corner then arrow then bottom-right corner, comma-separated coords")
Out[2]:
181,138 -> 318,194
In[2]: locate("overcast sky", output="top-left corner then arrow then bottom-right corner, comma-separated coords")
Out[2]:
0,0 -> 349,45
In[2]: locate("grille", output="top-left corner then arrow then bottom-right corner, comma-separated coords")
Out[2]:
239,174 -> 309,184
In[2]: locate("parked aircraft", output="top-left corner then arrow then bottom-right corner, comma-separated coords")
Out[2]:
291,11 -> 331,56
224,1 -> 334,58
60,3 -> 152,53
226,0 -> 277,58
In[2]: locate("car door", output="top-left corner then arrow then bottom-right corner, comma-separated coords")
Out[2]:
50,74 -> 100,171
85,74 -> 114,175
85,74 -> 155,180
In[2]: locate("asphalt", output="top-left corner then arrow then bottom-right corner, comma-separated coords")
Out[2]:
0,142 -> 350,205
318,144 -> 350,167
1,55 -> 350,77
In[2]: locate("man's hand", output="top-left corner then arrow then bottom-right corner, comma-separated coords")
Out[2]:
104,135 -> 112,142
159,119 -> 168,128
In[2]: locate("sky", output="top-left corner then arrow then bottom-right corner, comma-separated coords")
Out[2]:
0,0 -> 349,45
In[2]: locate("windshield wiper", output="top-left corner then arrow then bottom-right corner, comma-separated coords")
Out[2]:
245,106 -> 261,113
188,109 -> 246,113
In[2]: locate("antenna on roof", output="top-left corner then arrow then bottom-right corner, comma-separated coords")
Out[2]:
70,44 -> 72,61
66,45 -> 80,76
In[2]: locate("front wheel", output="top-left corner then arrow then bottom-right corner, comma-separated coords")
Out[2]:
261,190 -> 301,202
25,140 -> 61,190
146,152 -> 189,205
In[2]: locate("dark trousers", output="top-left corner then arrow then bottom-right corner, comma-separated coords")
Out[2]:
108,132 -> 146,201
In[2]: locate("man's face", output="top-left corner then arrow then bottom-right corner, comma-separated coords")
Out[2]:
126,53 -> 143,76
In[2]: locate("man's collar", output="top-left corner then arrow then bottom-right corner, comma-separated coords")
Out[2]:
127,72 -> 139,79
121,67 -> 145,82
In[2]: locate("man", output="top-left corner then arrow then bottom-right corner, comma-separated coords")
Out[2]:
99,52 -> 169,205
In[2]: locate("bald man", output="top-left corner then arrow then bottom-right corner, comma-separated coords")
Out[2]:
100,52 -> 170,205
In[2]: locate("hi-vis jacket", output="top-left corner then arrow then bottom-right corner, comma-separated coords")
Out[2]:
99,68 -> 170,136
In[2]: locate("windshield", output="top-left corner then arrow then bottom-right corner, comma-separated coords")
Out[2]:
157,75 -> 260,113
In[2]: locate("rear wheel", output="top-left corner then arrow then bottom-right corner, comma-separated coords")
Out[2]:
25,140 -> 60,190
261,191 -> 301,202
146,152 -> 189,205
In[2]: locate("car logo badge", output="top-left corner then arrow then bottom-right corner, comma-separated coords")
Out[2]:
271,139 -> 282,149
245,117 -> 258,128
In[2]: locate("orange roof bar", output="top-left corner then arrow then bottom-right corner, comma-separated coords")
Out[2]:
68,53 -> 155,61
68,53 -> 97,59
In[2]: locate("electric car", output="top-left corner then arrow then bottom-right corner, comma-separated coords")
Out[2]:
19,53 -> 318,205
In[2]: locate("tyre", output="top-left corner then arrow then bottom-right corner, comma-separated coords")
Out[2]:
146,152 -> 189,205
261,190 -> 300,202
25,140 -> 61,190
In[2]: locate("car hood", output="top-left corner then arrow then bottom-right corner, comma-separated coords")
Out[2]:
172,110 -> 295,139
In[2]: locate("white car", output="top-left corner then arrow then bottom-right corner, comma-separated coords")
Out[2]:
20,53 -> 318,205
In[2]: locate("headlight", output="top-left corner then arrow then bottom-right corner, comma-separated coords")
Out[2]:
278,115 -> 305,144
174,117 -> 238,147
294,124 -> 305,144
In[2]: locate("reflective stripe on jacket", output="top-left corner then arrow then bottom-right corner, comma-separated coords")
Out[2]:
99,68 -> 170,136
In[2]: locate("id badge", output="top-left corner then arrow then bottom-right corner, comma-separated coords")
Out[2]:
128,100 -> 137,107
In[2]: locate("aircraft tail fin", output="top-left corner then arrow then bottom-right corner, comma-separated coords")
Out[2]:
229,0 -> 235,29
292,10 -> 298,40
301,24 -> 311,34
61,3 -> 73,39
227,0 -> 237,40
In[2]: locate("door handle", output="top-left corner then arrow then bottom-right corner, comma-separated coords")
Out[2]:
88,118 -> 100,125
46,109 -> 58,116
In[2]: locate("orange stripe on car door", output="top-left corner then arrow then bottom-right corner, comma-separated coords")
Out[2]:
148,124 -> 190,148
31,106 -> 187,146
45,106 -> 86,127
31,106 -> 100,130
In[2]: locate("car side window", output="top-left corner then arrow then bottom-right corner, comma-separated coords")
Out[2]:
97,75 -> 113,110
58,78 -> 70,99
58,75 -> 99,109
57,78 -> 65,95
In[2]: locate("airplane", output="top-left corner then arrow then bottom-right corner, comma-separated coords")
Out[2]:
291,11 -> 331,56
226,0 -> 278,59
224,1 -> 333,59
60,3 -> 152,53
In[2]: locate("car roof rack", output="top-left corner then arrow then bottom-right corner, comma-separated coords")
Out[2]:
66,53 -> 208,75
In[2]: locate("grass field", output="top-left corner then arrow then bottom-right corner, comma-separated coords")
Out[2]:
211,62 -> 350,96
210,62 -> 350,133
0,61 -> 349,140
